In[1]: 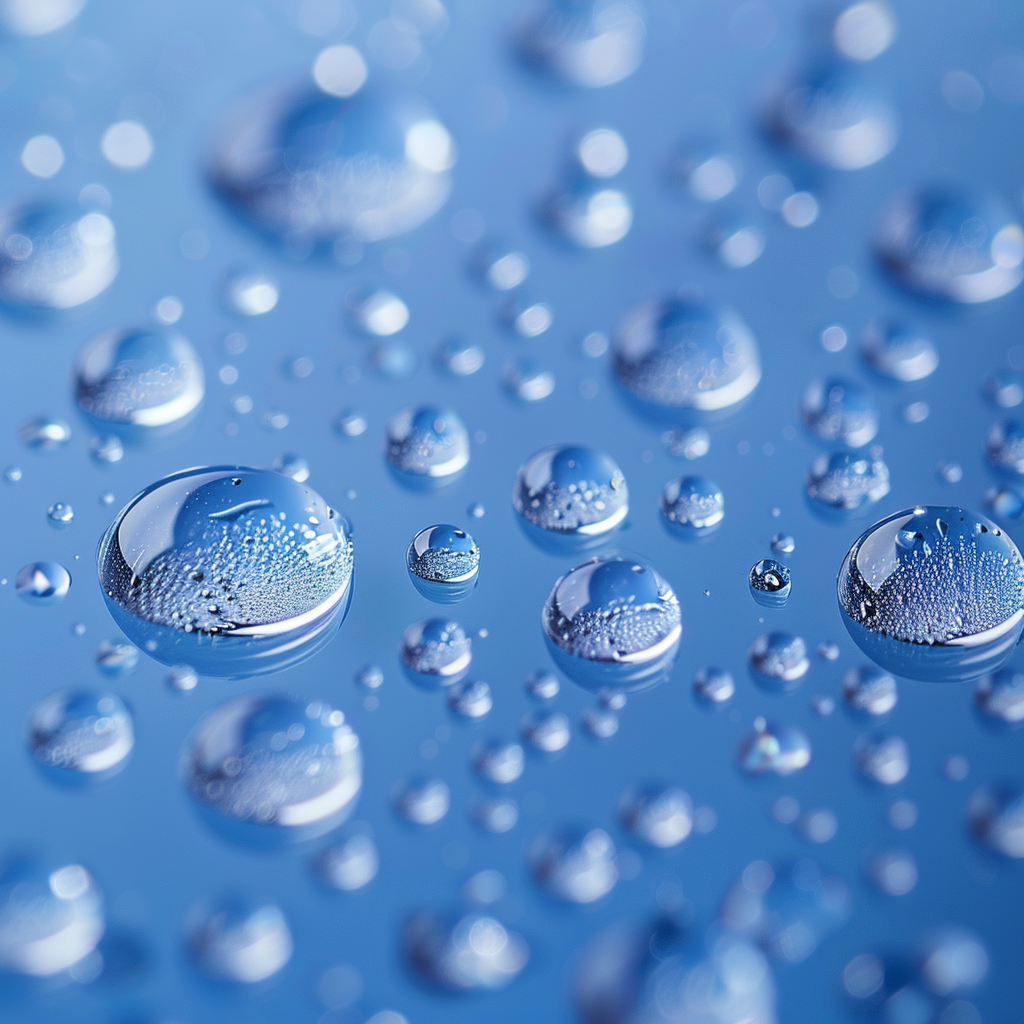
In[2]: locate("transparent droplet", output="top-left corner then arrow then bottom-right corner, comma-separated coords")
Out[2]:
985,370 -> 1024,409
19,416 -> 71,451
749,559 -> 791,608
400,618 -> 471,688
393,777 -> 450,825
833,1 -> 897,61
874,186 -> 1023,303
737,719 -> 812,776
701,214 -> 765,268
693,666 -> 735,707
985,419 -> 1024,477
0,0 -> 87,35
659,475 -> 724,539
748,632 -> 809,692
521,710 -> 571,752
471,241 -> 530,291
185,895 -> 293,983
347,287 -> 409,336
90,433 -> 124,464
447,679 -> 492,719
581,706 -> 619,738
525,668 -> 560,700
166,664 -> 198,692
842,666 -> 898,716
513,445 -> 628,554
271,453 -> 310,483
619,783 -> 692,847
97,467 -> 354,676
861,319 -> 938,382
503,358 -> 556,402
663,426 -> 710,460
544,180 -> 632,249
75,327 -> 205,437
473,797 -> 519,833
473,741 -> 525,784
29,690 -> 134,779
434,336 -> 484,376
46,502 -> 74,528
853,733 -> 910,784
95,640 -> 139,677
967,782 -> 1024,857
669,140 -> 741,201
918,930 -> 989,998
499,292 -> 553,338
806,450 -> 890,517
312,833 -> 379,891
542,553 -> 681,692
802,377 -> 879,448
385,406 -> 469,489
837,506 -> 1024,681
16,561 -> 71,606
865,848 -> 917,896
531,825 -> 618,903
334,409 -> 367,438
974,669 -> 1024,727
771,533 -> 795,555
406,524 -> 480,604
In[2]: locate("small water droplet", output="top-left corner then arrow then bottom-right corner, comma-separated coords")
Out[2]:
46,502 -> 74,528
185,895 -> 293,983
15,561 -> 71,605
29,690 -> 134,778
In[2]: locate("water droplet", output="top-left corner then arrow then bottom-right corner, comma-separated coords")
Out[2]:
874,186 -> 1023,302
521,710 -> 571,752
526,669 -> 559,700
224,271 -> 278,316
16,561 -> 71,605
659,475 -> 724,539
347,287 -> 409,336
542,553 -> 681,692
385,406 -> 469,489
837,506 -> 1024,681
29,690 -> 134,779
669,139 -> 741,201
531,825 -> 617,903
919,930 -> 989,997
662,425 -> 710,460
749,559 -> 791,608
842,666 -> 898,716
312,833 -> 379,890
619,783 -> 692,847
94,640 -> 138,677
693,666 -> 734,707
861,319 -> 938,382
737,720 -> 812,776
473,741 -> 525,784
749,632 -> 809,692
518,0 -> 645,89
434,336 -> 484,376
806,450 -> 891,517
447,679 -> 492,719
985,370 -> 1024,409
613,297 -> 761,422
967,782 -> 1024,857
166,664 -> 198,692
90,433 -> 124,464
802,378 -> 879,448
503,358 -> 556,402
0,203 -> 117,309
0,859 -> 103,976
581,706 -> 619,738
513,445 -> 628,554
701,214 -> 765,268
46,502 -> 74,528
406,525 -> 481,605
4,465 -> 22,482
769,65 -> 898,169
854,733 -> 910,784
544,160 -> 632,249
185,895 -> 293,983
498,292 -> 552,337
400,618 -> 471,688
405,909 -> 529,990
212,79 -> 455,247
985,419 -> 1024,477
865,848 -> 917,896
354,664 -> 384,691
334,408 -> 367,438
473,797 -> 519,833
98,467 -> 354,676
471,241 -> 529,291
19,416 -> 71,451
833,1 -> 897,61
974,669 -> 1024,727
393,777 -> 450,825
271,453 -> 310,482
771,533 -> 795,554
183,694 -> 362,845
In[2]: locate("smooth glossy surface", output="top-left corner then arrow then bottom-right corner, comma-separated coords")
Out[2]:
406,524 -> 480,603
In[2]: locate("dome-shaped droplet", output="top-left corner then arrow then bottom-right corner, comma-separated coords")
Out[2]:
182,694 -> 362,845
861,320 -> 938,382
701,213 -> 766,268
669,139 -> 741,201
842,666 -> 898,716
185,895 -> 293,983
312,833 -> 379,891
212,77 -> 455,248
19,416 -> 71,450
513,445 -> 628,554
968,782 -> 1024,858
837,506 -> 1024,681
405,909 -> 529,991
974,669 -> 1024,727
434,336 -> 485,376
542,553 -> 681,692
74,327 -> 205,438
517,0 -> 646,89
769,64 -> 898,170
874,186 -> 1024,303
525,668 -> 560,700
503,357 -> 556,402
806,450 -> 890,517
393,777 -> 450,825
471,241 -> 530,291
399,618 -> 471,688
802,378 -> 879,448
447,679 -> 492,719
865,848 -> 917,896
749,559 -> 791,609
986,419 -> 1024,477
0,859 -> 103,976
385,406 -> 469,490
0,202 -> 117,310
531,825 -> 618,903
16,561 -> 71,606
521,710 -> 572,752
737,719 -> 812,776
613,297 -> 761,422
832,1 -> 897,61
659,475 -> 725,539
917,929 -> 989,996
748,632 -> 809,692
0,0 -> 87,36
97,467 -> 354,677
223,270 -> 279,316
853,732 -> 909,784
406,524 -> 480,603
473,741 -> 525,784
693,666 -> 735,706
29,690 -> 134,780
619,783 -> 692,847
46,502 -> 74,529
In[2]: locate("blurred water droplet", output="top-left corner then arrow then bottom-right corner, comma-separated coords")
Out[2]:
854,733 -> 910,784
842,666 -> 898,716
29,690 -> 134,779
749,632 -> 809,692
447,679 -> 492,719
95,640 -> 138,677
20,416 -> 71,451
394,777 -> 450,825
46,502 -> 74,528
737,720 -> 812,776
974,669 -> 1024,727
385,406 -> 469,489
620,783 -> 692,847
532,825 -> 617,903
968,783 -> 1023,857
400,618 -> 471,688
224,271 -> 278,316
312,833 -> 379,891
521,710 -> 571,752
525,668 -> 559,700
16,561 -> 71,605
659,475 -> 724,538
185,895 -> 293,983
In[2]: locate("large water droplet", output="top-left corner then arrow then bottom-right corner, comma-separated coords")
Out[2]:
406,524 -> 480,603
399,618 -> 471,688
806,450 -> 890,518
861,319 -> 938,382
29,690 -> 134,780
737,719 -> 812,776
98,467 -> 354,676
531,825 -> 618,903
659,475 -> 724,539
385,406 -> 469,489
16,561 -> 71,606
185,895 -> 293,983
802,377 -> 879,448
837,506 -> 1024,681
542,553 -> 681,692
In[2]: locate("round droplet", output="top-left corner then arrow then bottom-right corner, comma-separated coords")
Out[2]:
748,632 -> 809,692
517,0 -> 646,89
749,559 -> 791,609
434,336 -> 484,376
224,271 -> 278,316
669,140 -> 741,201
347,287 -> 409,337
918,929 -> 989,996
837,506 -> 1024,681
400,618 -> 471,688
544,181 -> 632,249
806,451 -> 890,517
447,679 -> 492,719
472,241 -> 530,291
769,64 -> 898,170
473,741 -> 525,784
29,690 -> 134,779
861,320 -> 938,382
97,467 -> 354,677
393,778 -> 450,825
874,186 -> 1023,303
19,416 -> 71,451
473,797 -> 519,833
185,895 -> 293,983
183,694 -> 362,845
853,733 -> 909,784
737,720 -> 812,776
525,669 -> 559,700
385,406 -> 469,490
212,79 -> 455,247
693,666 -> 735,706
613,297 -> 761,422
90,433 -> 124,464
985,419 -> 1024,477
503,357 -> 556,402
974,669 -> 1024,727
967,782 -> 1024,857
833,1 -> 897,61
701,214 -> 765,269
802,378 -> 879,448
95,640 -> 139,677
166,664 -> 198,692
513,445 -> 628,554
866,848 -> 917,896
581,706 -> 619,738
46,502 -> 74,529
312,833 -> 379,891
771,533 -> 795,555
521,710 -> 571,752
0,859 -> 103,976
75,327 -> 204,438
271,454 -> 310,483
531,825 -> 618,903
0,0 -> 87,36
16,561 -> 70,606
0,202 -> 117,309
659,475 -> 724,541
842,666 -> 898,716
619,783 -> 693,847
542,553 -> 681,692
406,524 -> 480,604
405,910 -> 529,991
